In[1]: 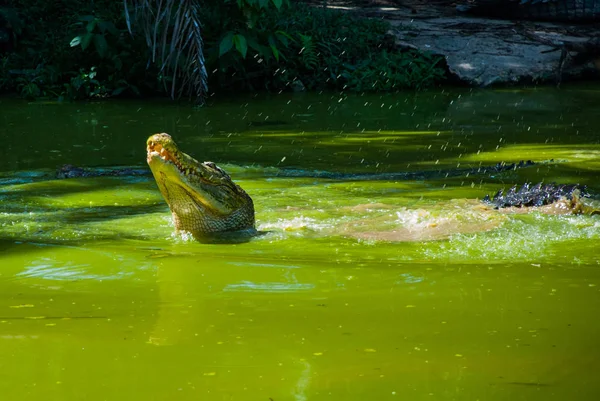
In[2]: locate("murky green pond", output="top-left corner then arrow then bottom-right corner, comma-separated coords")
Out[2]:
1,86 -> 599,400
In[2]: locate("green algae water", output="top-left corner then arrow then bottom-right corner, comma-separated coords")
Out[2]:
1,86 -> 600,400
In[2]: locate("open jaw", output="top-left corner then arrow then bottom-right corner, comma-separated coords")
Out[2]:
146,133 -> 255,237
147,141 -> 181,169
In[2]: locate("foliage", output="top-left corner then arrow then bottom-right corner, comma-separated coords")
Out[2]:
124,0 -> 207,102
202,2 -> 446,92
339,50 -> 446,91
70,15 -> 119,59
0,0 -> 151,100
0,0 -> 446,101
199,0 -> 292,90
216,0 -> 290,60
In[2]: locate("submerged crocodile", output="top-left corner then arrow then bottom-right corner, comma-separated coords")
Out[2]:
56,164 -> 150,179
458,0 -> 600,21
145,133 -> 597,239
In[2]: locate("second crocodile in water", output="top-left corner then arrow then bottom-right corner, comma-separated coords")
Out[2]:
146,133 -> 597,239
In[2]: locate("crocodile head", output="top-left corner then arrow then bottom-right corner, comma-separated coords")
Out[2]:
146,133 -> 255,237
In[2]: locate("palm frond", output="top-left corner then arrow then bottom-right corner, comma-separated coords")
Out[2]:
124,0 -> 207,103
298,34 -> 318,70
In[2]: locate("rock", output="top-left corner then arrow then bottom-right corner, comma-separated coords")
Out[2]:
336,3 -> 600,86
388,16 -> 599,86
386,30 -> 418,50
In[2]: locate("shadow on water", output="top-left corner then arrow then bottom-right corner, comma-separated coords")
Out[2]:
0,175 -> 153,196
2,87 -> 598,174
56,204 -> 167,224
0,175 -> 169,247
192,229 -> 270,245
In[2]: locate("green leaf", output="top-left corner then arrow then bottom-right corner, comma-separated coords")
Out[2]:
81,32 -> 93,51
275,30 -> 292,47
247,38 -> 271,60
112,55 -> 123,70
247,37 -> 262,52
86,20 -> 97,33
98,21 -> 119,36
232,34 -> 248,58
268,35 -> 280,60
219,33 -> 234,57
70,36 -> 82,47
258,0 -> 269,8
112,87 -> 126,96
93,34 -> 108,58
271,0 -> 283,9
270,44 -> 279,62
130,84 -> 140,96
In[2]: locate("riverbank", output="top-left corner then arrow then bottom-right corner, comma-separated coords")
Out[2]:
2,0 -> 598,102
326,0 -> 600,86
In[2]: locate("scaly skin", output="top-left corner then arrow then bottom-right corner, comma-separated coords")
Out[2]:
483,183 -> 590,211
146,133 -> 255,237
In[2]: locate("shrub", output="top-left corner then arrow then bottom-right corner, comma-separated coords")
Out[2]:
0,0 -> 446,100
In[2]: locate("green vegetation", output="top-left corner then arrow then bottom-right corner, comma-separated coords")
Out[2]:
208,2 -> 446,92
0,0 -> 446,102
0,1 -> 149,100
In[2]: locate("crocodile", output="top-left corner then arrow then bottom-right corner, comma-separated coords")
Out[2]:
56,164 -> 150,179
483,182 -> 590,210
458,0 -> 600,21
146,133 -> 255,238
146,133 -> 597,239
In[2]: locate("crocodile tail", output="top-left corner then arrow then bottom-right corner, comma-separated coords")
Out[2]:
482,182 -> 589,209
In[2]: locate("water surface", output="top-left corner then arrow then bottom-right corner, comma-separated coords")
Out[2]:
1,86 -> 599,400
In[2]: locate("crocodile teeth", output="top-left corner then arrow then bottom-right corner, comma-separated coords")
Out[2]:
147,144 -> 188,174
